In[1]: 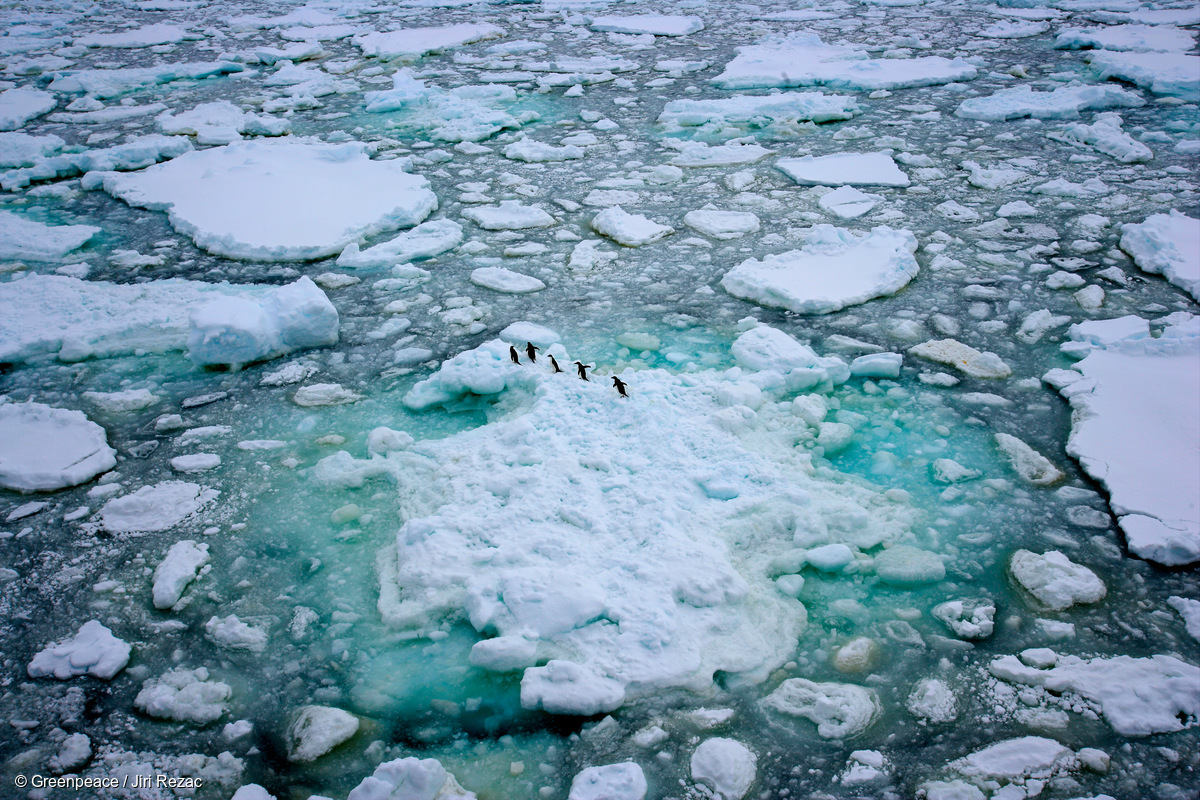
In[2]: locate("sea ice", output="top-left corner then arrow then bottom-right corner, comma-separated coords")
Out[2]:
152,540 -> 210,610
206,615 -> 268,652
1050,315 -> 1200,564
907,678 -> 957,723
0,210 -> 98,261
691,738 -> 757,800
590,15 -> 704,36
872,545 -> 945,586
990,650 -> 1200,736
666,140 -> 773,167
134,667 -> 231,724
760,678 -> 881,738
954,84 -> 1145,121
657,92 -> 858,138
98,140 -> 437,261
1055,24 -> 1196,53
721,225 -> 919,315
776,152 -> 909,187
343,757 -> 476,800
0,131 -> 64,168
285,706 -> 359,762
712,32 -> 976,91
354,23 -> 504,62
568,762 -> 647,800
100,481 -> 219,533
0,402 -> 116,492
2,133 -> 192,191
157,101 -> 291,144
591,206 -> 674,246
48,62 -> 243,100
27,621 -> 131,680
908,339 -> 1012,378
684,207 -> 760,239
0,87 -> 56,130
1009,549 -> 1106,611
470,267 -> 545,293
1085,51 -> 1200,101
994,433 -> 1064,486
1119,211 -> 1199,301
462,200 -> 555,230
75,23 -> 187,48
338,219 -> 463,268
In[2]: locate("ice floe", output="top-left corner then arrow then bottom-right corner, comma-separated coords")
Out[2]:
1119,211 -> 1199,301
721,225 -> 919,315
0,402 -> 116,492
590,15 -> 704,37
0,87 -> 56,130
657,92 -> 859,138
591,206 -> 674,246
134,667 -> 231,724
691,738 -> 756,800
777,152 -> 909,187
569,762 -> 647,800
1009,549 -> 1106,610
1055,24 -> 1196,53
1085,51 -> 1200,101
286,705 -> 359,763
152,540 -> 209,610
156,101 -> 291,145
27,621 -> 130,680
760,678 -> 881,739
1,133 -> 191,191
48,61 -> 243,100
354,23 -> 504,62
712,32 -> 977,91
955,84 -> 1145,121
100,481 -> 219,534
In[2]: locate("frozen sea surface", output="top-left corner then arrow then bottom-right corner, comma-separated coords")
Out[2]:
0,0 -> 1197,798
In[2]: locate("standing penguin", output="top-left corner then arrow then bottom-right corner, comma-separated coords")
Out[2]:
525,342 -> 539,362
548,354 -> 563,373
509,345 -> 521,364
612,376 -> 629,398
574,361 -> 592,381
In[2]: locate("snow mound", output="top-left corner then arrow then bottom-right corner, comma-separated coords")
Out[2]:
0,274 -> 336,365
760,678 -> 881,738
1120,211 -> 1199,301
990,650 -> 1200,736
135,667 -> 231,724
569,763 -> 647,800
721,225 -> 919,315
691,738 -> 756,800
712,32 -> 976,91
100,481 -> 219,533
0,402 -> 116,492
0,210 -> 98,261
98,140 -> 437,262
658,92 -> 858,138
777,152 -> 909,187
371,336 -> 911,714
955,84 -> 1145,121
27,621 -> 130,680
1049,314 -> 1200,564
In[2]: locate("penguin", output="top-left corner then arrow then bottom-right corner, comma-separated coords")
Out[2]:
509,345 -> 520,364
574,361 -> 592,381
612,376 -> 629,398
548,354 -> 563,374
525,342 -> 539,363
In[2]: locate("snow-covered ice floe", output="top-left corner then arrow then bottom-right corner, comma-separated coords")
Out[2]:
1045,314 -> 1200,564
589,15 -> 704,37
0,274 -> 338,367
955,84 -> 1145,121
711,32 -> 977,91
100,481 -> 219,534
96,139 -> 437,261
1119,211 -> 1199,301
657,92 -> 859,138
721,226 -> 919,315
1085,51 -> 1200,101
0,209 -> 98,261
776,152 -> 909,187
0,402 -> 116,492
354,23 -> 504,63
312,329 -> 915,715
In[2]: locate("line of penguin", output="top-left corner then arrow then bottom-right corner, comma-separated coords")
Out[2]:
509,342 -> 629,398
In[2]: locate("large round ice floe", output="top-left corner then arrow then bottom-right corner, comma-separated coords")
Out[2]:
760,678 -> 881,739
721,225 -> 918,315
97,140 -> 437,261
353,333 -> 912,715
100,481 -> 219,533
0,402 -> 116,492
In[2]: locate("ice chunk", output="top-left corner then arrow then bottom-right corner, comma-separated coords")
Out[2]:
0,403 -> 116,492
1,133 -> 191,192
1168,596 -> 1200,642
873,545 -> 945,586
684,207 -> 760,240
99,140 -> 437,262
187,277 -> 339,368
0,87 -> 56,130
48,62 -> 243,101
101,481 -> 219,533
591,206 -> 674,246
933,600 -> 995,639
721,225 -> 919,315
951,736 -> 1075,785
955,84 -> 1145,121
666,140 -> 774,167
819,186 -> 880,219
27,621 -> 130,680
153,540 -> 210,610
286,706 -> 359,763
691,738 -> 756,800
463,200 -> 555,230
75,23 -> 187,48
365,71 -> 521,143
206,615 -> 268,652
49,733 -> 91,773
1055,24 -> 1196,53
1009,549 -> 1106,611
990,651 -> 1200,736
1119,211 -> 1199,301
470,267 -> 545,293
0,210 -> 98,261
344,757 -> 476,800
1048,112 -> 1152,163
712,32 -> 976,91
0,131 -> 64,168
908,339 -> 1011,378
354,23 -> 504,62
590,15 -> 703,36
134,667 -> 231,724
521,660 -> 626,716
293,383 -> 363,407
760,678 -> 881,738
568,763 -> 647,800
503,138 -> 583,163
777,152 -> 908,187
850,352 -> 901,378
157,100 -> 291,143
994,433 -> 1064,486
907,678 -> 957,723
657,92 -> 858,138
338,219 -> 462,268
